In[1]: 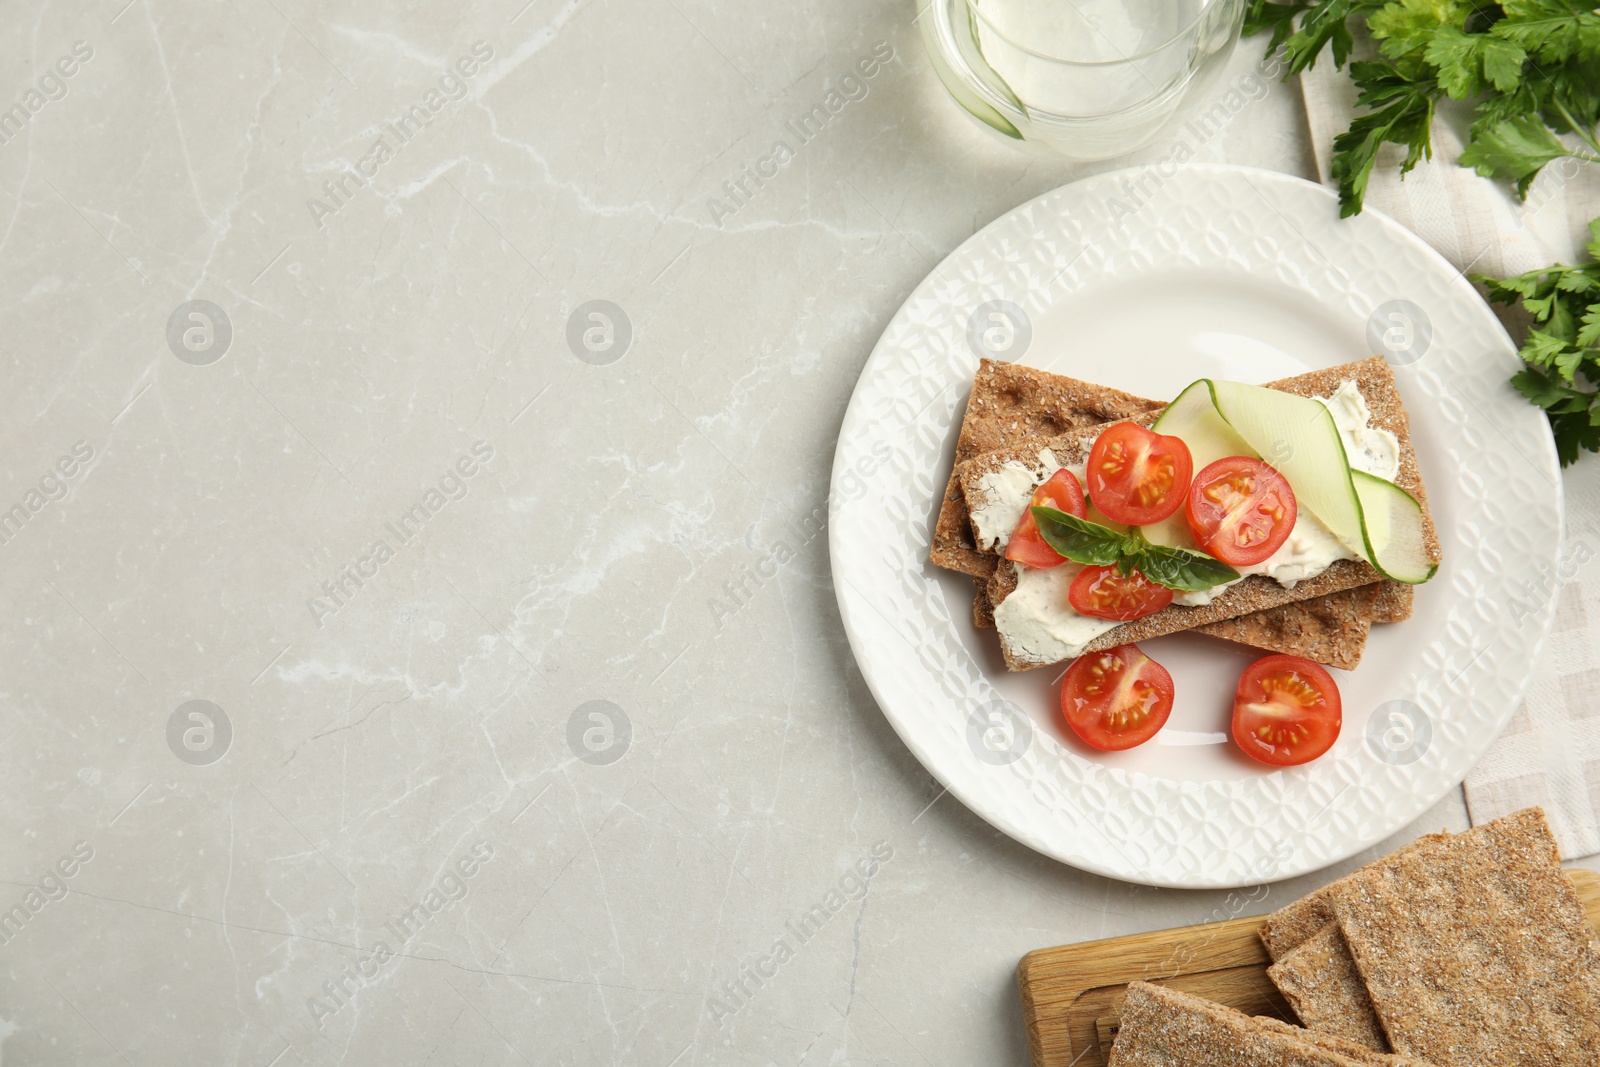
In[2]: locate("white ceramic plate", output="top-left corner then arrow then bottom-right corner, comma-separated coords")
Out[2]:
830,164 -> 1562,888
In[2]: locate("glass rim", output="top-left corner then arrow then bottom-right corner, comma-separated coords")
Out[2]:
965,0 -> 1225,67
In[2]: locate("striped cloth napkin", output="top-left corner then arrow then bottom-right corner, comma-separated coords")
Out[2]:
1299,61 -> 1600,858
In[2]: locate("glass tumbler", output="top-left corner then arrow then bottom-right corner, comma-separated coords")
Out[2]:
920,0 -> 1247,160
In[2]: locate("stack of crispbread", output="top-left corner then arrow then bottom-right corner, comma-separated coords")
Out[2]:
1257,808 -> 1600,1065
931,358 -> 1432,671
1109,808 -> 1600,1067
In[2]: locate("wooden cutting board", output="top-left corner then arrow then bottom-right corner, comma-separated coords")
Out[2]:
1015,867 -> 1600,1067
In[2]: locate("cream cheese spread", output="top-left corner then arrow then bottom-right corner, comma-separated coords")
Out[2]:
968,440 -> 1097,552
990,380 -> 1401,664
969,450 -> 1061,552
992,560 -> 1122,663
1322,380 -> 1400,481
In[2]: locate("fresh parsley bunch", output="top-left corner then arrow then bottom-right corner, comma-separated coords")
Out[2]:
1030,508 -> 1240,591
1244,0 -> 1600,216
1476,219 -> 1600,465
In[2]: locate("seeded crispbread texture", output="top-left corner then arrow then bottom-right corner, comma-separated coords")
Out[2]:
1268,923 -> 1390,1052
1332,807 -> 1600,1067
1193,586 -> 1377,670
1368,581 -> 1414,624
930,358 -> 1162,578
1107,982 -> 1437,1067
976,358 -> 1439,671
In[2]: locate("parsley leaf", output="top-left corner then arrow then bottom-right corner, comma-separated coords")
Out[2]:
1245,0 -> 1319,51
1284,0 -> 1365,71
1331,63 -> 1437,215
1369,0 -> 1469,59
1480,251 -> 1600,466
1461,115 -> 1596,195
1422,28 -> 1526,98
1579,304 -> 1600,350
1491,1 -> 1600,64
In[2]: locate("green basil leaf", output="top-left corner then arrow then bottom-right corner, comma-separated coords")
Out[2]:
1029,507 -> 1124,567
1133,544 -> 1242,592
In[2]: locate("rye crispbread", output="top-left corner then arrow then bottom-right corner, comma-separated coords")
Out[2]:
1251,1018 -> 1433,1067
971,576 -> 996,629
1331,808 -> 1600,1067
969,358 -> 1439,670
1368,582 -> 1414,624
1192,587 -> 1377,671
1107,982 -> 1438,1067
1268,923 -> 1390,1052
931,359 -> 1162,578
1259,834 -> 1452,961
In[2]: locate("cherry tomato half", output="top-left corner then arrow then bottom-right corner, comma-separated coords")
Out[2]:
1006,469 -> 1087,569
1060,644 -> 1175,751
1068,565 -> 1174,621
1085,423 -> 1193,526
1232,654 -> 1342,767
1185,457 -> 1298,567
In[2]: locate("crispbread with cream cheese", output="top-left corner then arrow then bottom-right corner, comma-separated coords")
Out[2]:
974,581 -> 1383,673
1331,808 -> 1600,1067
1268,923 -> 1390,1052
965,358 -> 1438,670
931,359 -> 1162,578
945,360 -> 1409,663
975,581 -> 1381,672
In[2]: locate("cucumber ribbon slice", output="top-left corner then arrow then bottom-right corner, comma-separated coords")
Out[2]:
1149,379 -> 1436,585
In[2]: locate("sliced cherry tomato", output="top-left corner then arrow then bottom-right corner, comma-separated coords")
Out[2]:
1006,469 -> 1087,569
1232,654 -> 1342,766
1085,422 -> 1193,526
1067,565 -> 1174,621
1060,644 -> 1175,751
1185,457 -> 1298,567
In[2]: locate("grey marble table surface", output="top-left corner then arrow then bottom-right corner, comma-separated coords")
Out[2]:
2,3 -> 1589,1065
